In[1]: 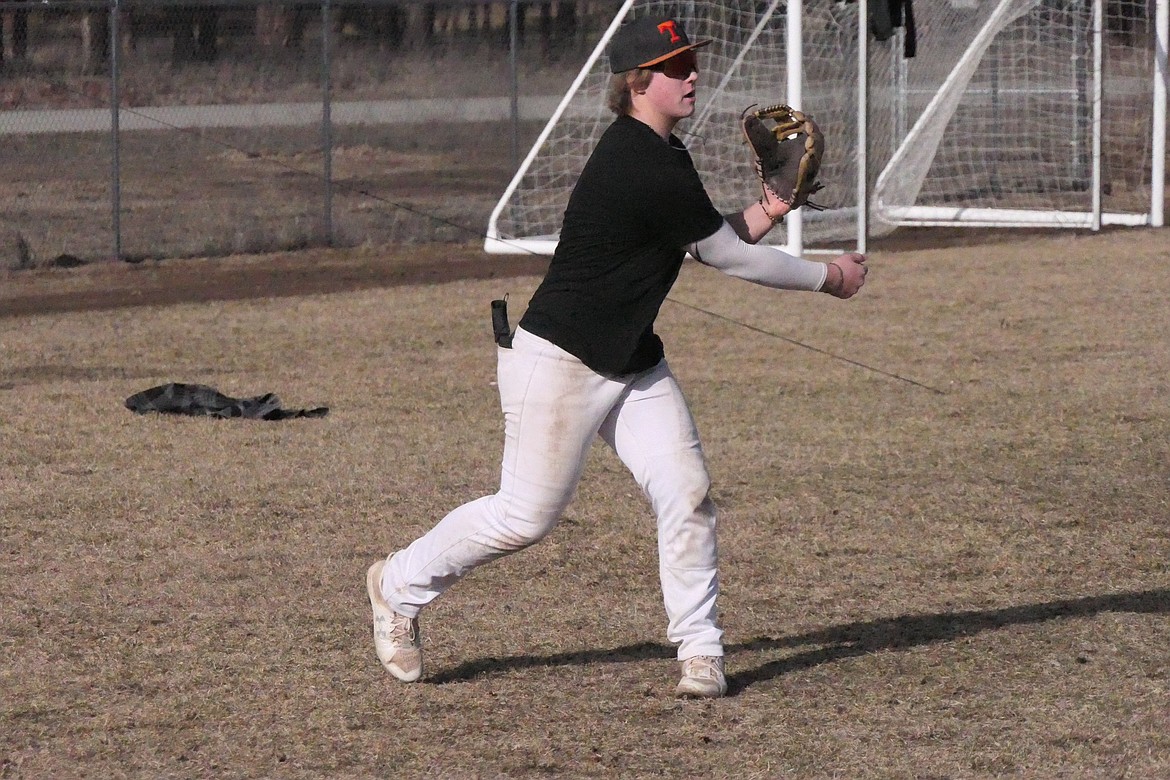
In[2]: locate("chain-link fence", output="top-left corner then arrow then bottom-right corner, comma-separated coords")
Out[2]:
1,0 -> 620,265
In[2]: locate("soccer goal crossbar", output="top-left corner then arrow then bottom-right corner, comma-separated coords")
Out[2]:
486,0 -> 1168,256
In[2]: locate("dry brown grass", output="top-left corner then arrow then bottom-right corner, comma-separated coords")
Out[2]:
2,228 -> 1169,778
1,38 -> 583,265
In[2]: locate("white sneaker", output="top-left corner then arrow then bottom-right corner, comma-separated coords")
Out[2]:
675,655 -> 727,698
366,559 -> 422,682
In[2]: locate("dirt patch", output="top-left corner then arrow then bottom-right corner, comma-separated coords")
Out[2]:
0,243 -> 550,318
0,221 -> 1127,320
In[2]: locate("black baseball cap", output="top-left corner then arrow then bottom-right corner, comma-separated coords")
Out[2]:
608,15 -> 712,74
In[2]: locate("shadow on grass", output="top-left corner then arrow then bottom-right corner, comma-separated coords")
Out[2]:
726,588 -> 1170,694
426,589 -> 1170,693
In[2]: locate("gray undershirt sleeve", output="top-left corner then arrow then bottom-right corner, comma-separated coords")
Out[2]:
687,220 -> 829,292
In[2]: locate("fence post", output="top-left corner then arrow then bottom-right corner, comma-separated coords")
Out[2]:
509,0 -> 520,171
321,0 -> 334,246
110,0 -> 122,260
1090,0 -> 1103,231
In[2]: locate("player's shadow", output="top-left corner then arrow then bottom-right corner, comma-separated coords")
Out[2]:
724,588 -> 1170,694
426,588 -> 1170,693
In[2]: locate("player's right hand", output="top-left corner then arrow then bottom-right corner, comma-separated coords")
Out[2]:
823,253 -> 867,299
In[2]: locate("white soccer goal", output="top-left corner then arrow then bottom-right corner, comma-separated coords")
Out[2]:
486,0 -> 1167,256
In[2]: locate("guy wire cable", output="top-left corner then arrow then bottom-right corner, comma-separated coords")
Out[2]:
77,97 -> 946,395
666,298 -> 946,395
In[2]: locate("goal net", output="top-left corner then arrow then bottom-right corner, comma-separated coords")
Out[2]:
486,0 -> 1164,254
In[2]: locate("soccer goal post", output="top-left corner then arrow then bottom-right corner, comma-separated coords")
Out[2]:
485,0 -> 1167,256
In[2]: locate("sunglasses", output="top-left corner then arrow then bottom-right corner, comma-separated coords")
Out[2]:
653,50 -> 699,80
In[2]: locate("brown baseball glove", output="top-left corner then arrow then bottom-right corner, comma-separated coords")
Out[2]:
742,103 -> 825,211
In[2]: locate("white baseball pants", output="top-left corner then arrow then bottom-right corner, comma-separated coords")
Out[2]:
381,326 -> 723,660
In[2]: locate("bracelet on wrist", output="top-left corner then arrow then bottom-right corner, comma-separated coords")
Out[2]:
823,262 -> 843,294
758,198 -> 784,224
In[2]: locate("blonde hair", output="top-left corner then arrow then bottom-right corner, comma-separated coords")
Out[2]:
606,69 -> 654,115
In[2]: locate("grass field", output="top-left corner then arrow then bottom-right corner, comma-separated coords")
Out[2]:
1,227 -> 1168,778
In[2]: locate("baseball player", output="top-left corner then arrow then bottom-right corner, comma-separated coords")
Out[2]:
368,13 -> 868,698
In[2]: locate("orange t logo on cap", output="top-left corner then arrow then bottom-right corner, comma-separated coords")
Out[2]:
657,20 -> 681,43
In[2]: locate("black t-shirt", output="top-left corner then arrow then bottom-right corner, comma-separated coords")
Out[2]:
518,114 -> 724,376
